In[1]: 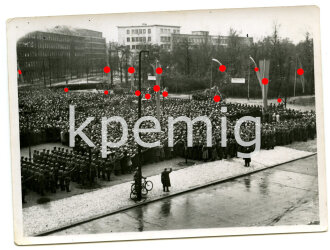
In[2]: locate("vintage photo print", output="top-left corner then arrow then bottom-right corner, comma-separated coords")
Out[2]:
7,5 -> 327,245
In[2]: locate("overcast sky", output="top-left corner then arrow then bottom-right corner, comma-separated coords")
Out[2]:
11,5 -> 319,44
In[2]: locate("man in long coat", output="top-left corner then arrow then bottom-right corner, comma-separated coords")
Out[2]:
161,168 -> 172,192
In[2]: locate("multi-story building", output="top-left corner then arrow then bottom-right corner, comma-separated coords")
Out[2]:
17,28 -> 107,85
171,31 -> 253,50
117,24 -> 181,51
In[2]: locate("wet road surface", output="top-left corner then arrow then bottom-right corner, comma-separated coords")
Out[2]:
53,155 -> 319,235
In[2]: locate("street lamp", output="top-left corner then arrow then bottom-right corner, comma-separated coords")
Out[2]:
162,65 -> 170,114
210,58 -> 222,93
117,46 -> 130,85
108,45 -> 115,88
137,50 -> 149,201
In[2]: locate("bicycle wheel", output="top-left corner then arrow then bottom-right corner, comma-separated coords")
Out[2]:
145,180 -> 153,191
131,183 -> 135,192
130,190 -> 137,201
141,186 -> 148,195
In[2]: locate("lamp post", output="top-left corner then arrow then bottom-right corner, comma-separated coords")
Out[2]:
137,50 -> 149,201
108,43 -> 114,88
117,46 -> 130,85
162,66 -> 170,114
211,58 -> 222,94
247,59 -> 250,100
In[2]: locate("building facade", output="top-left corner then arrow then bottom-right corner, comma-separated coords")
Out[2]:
17,28 -> 107,85
171,31 -> 253,50
117,24 -> 181,51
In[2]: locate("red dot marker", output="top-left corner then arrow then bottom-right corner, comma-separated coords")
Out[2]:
297,68 -> 304,75
262,78 -> 269,85
254,67 -> 259,72
277,98 -> 282,103
18,69 -> 22,75
64,87 -> 69,93
145,93 -> 151,99
153,85 -> 160,92
104,90 -> 109,95
213,95 -> 221,102
162,91 -> 168,97
104,66 -> 111,73
128,67 -> 135,74
135,90 -> 141,96
156,67 -> 163,75
219,65 -> 226,72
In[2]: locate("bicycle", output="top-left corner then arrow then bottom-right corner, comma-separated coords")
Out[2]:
130,177 -> 153,201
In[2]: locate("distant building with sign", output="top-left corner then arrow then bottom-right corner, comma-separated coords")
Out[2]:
171,31 -> 253,50
17,27 -> 107,85
117,24 -> 181,51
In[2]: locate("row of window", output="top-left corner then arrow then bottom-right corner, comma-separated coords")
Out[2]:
18,51 -> 107,59
172,37 -> 229,44
127,37 -> 152,43
20,58 -> 105,69
18,41 -> 70,50
20,61 -> 41,68
160,28 -> 179,34
26,32 -> 105,43
126,27 -> 180,35
131,44 -> 147,50
18,41 -> 106,51
160,44 -> 171,49
32,33 -> 71,42
40,43 -> 70,50
160,36 -> 171,42
19,51 -> 72,57
130,44 -> 171,50
127,28 -> 151,35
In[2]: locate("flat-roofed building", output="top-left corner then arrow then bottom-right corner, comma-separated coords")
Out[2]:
16,27 -> 107,85
117,24 -> 181,51
171,31 -> 253,50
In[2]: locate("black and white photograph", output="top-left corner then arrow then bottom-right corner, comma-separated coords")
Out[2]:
6,5 -> 327,245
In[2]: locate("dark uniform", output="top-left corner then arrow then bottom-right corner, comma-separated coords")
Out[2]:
161,168 -> 172,192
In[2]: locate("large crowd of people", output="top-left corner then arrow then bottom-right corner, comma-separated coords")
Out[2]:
19,88 -> 316,202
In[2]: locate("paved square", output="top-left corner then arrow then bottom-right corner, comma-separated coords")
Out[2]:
23,146 -> 315,236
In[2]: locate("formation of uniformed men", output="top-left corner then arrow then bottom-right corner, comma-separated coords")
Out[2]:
21,146 -> 136,203
19,89 -> 316,203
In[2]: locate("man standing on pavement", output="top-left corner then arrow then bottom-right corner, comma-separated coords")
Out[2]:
161,168 -> 172,192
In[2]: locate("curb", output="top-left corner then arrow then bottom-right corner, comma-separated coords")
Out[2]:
36,152 -> 317,236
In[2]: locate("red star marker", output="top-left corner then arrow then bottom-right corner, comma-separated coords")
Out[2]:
103,66 -> 111,73
213,95 -> 221,102
128,67 -> 135,74
297,68 -> 304,75
277,98 -> 282,103
64,87 -> 69,93
254,67 -> 259,72
162,91 -> 168,97
135,90 -> 141,96
153,85 -> 160,92
18,69 -> 22,75
156,67 -> 163,74
219,65 -> 226,72
262,78 -> 269,85
145,93 -> 151,99
104,90 -> 109,95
